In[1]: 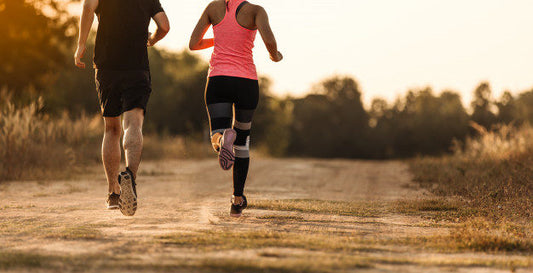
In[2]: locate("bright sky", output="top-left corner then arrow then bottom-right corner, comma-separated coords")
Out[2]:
88,0 -> 533,104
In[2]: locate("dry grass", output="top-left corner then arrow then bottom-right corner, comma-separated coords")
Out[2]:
158,229 -> 365,252
448,218 -> 533,252
0,94 -> 211,181
0,93 -> 102,181
251,199 -> 385,217
411,124 -> 533,220
410,123 -> 533,253
44,226 -> 104,240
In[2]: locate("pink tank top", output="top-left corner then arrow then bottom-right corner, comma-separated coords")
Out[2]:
208,0 -> 258,80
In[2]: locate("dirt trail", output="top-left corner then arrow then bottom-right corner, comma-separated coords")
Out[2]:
0,159 -> 531,273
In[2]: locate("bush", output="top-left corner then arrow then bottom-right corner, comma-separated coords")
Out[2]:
0,92 -> 101,181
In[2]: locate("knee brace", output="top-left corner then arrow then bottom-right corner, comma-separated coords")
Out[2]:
233,120 -> 251,158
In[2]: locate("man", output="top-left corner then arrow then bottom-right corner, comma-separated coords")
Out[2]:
74,0 -> 169,216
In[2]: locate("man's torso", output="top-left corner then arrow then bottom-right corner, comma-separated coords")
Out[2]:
94,0 -> 163,71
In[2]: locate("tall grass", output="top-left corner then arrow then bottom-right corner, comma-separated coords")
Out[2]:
0,93 -> 102,181
0,93 -> 212,181
411,123 -> 533,221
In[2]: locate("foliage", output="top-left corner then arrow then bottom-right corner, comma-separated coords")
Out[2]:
0,0 -> 77,95
5,0 -> 533,159
288,76 -> 369,157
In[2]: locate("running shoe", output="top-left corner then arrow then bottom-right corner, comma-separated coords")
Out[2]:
106,193 -> 120,210
219,129 -> 236,170
118,168 -> 137,216
230,195 -> 248,217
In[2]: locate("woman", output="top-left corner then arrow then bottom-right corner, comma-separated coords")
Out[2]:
189,0 -> 283,217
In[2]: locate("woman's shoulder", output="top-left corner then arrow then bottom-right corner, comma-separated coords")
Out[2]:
206,0 -> 226,11
245,3 -> 266,16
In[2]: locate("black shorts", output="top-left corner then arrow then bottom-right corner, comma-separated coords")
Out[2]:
205,76 -> 259,136
95,69 -> 152,117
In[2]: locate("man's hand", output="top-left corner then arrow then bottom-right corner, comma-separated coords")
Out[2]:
270,51 -> 283,62
146,32 -> 157,47
149,12 -> 170,47
147,32 -> 153,46
75,45 -> 87,69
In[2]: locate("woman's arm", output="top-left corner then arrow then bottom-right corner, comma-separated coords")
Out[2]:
189,5 -> 214,50
255,6 -> 282,62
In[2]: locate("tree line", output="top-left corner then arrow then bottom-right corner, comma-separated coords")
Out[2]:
3,0 -> 533,158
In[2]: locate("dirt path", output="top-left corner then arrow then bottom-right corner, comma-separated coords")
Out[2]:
0,159 -> 531,273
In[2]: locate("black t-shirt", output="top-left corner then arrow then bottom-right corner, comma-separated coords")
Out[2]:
94,0 -> 164,71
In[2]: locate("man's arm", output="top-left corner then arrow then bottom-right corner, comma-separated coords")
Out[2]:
189,5 -> 214,51
148,12 -> 170,47
75,0 -> 98,69
255,6 -> 282,62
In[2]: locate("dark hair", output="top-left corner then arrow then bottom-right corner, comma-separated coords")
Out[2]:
226,0 -> 229,11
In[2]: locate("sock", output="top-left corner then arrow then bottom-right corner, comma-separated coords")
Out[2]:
233,157 -> 249,196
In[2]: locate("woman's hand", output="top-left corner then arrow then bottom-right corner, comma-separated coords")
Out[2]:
270,51 -> 283,62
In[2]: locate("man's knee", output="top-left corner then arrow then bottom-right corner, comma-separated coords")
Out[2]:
123,108 -> 144,130
104,118 -> 121,136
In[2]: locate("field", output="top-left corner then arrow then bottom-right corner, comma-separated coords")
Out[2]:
1,158 -> 531,273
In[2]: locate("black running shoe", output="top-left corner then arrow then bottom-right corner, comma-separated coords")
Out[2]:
118,168 -> 137,216
230,195 -> 248,217
106,193 -> 120,210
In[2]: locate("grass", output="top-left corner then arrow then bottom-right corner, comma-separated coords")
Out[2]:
158,229 -> 366,252
411,124 -> 533,221
0,94 -> 211,182
410,123 -> 533,253
0,93 -> 102,181
0,218 -> 104,241
0,252 -> 52,269
44,226 -> 104,240
250,199 -> 385,217
0,249 -> 529,273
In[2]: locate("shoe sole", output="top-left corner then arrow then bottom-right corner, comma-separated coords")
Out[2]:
107,205 -> 119,210
219,129 -> 236,170
119,173 -> 137,216
230,213 -> 242,217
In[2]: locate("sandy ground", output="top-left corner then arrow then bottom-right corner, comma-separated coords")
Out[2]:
0,158 -> 531,273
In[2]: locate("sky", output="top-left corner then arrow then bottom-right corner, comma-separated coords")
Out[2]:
88,0 -> 533,105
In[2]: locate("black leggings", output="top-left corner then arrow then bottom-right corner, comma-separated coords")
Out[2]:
205,76 -> 259,196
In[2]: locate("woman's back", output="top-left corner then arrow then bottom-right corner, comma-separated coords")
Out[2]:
208,0 -> 258,80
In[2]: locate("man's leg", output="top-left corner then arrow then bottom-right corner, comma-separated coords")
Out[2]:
122,108 -> 144,178
103,117 -> 122,194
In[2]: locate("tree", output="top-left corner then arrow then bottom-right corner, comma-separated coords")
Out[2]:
145,49 -> 209,135
496,91 -> 520,124
0,0 -> 77,95
470,82 -> 497,130
288,76 -> 369,157
371,88 -> 469,157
